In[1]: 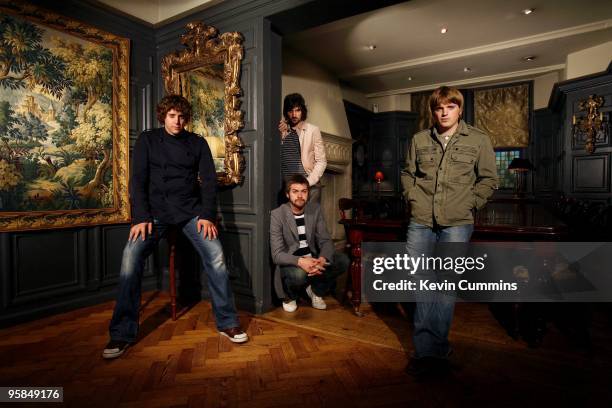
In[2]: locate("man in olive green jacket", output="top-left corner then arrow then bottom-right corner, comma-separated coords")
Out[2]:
401,86 -> 497,377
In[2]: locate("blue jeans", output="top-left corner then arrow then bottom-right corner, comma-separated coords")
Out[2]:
281,251 -> 349,301
109,216 -> 239,342
406,221 -> 473,359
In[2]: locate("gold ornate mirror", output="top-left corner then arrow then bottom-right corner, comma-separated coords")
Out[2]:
161,22 -> 245,186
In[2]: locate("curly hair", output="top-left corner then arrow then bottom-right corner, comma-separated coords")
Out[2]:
283,93 -> 307,122
156,94 -> 192,124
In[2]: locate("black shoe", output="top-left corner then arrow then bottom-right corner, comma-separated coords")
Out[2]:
102,340 -> 130,359
405,357 -> 451,379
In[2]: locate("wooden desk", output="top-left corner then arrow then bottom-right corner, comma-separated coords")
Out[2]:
472,199 -> 568,241
339,200 -> 568,315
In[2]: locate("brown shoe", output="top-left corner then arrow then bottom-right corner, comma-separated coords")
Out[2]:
219,327 -> 249,343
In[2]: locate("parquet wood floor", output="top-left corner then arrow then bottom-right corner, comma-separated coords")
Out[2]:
0,293 -> 611,407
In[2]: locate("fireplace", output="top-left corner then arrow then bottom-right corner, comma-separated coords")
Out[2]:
320,132 -> 352,247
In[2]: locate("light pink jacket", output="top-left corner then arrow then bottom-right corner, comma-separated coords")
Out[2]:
283,121 -> 327,186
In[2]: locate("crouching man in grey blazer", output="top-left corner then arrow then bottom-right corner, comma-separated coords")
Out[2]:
270,174 -> 348,312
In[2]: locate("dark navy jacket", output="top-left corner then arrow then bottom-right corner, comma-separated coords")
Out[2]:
130,127 -> 217,225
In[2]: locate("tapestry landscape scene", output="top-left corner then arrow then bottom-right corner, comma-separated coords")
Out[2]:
0,13 -> 114,212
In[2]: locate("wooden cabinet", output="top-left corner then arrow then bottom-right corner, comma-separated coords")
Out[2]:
344,104 -> 417,218
532,108 -> 562,198
550,63 -> 612,203
344,101 -> 418,201
369,111 -> 418,200
344,105 -> 417,201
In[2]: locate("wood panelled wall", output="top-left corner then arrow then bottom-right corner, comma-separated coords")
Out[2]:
0,0 -> 157,327
534,63 -> 612,203
0,0 -> 410,327
2,0 -> 608,328
0,0 -> 291,326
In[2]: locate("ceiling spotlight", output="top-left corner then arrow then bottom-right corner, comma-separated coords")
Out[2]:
522,8 -> 534,15
441,27 -> 448,34
463,67 -> 472,72
366,44 -> 376,50
523,55 -> 536,61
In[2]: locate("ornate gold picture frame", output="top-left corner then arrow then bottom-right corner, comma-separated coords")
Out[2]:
161,22 -> 245,186
0,1 -> 130,232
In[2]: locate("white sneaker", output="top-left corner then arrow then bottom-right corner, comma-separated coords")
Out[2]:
282,299 -> 298,312
306,285 -> 327,310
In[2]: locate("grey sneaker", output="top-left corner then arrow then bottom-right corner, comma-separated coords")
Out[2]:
282,299 -> 298,312
306,285 -> 327,310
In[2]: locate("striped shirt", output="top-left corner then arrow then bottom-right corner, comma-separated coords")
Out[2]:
292,214 -> 311,257
281,128 -> 308,181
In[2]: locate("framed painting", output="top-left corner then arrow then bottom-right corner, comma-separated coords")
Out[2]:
0,1 -> 130,232
182,64 -> 226,173
411,90 -> 433,132
474,83 -> 531,148
162,22 -> 245,186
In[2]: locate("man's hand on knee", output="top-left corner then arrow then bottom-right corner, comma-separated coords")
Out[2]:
129,222 -> 152,242
314,257 -> 329,269
298,257 -> 323,277
197,219 -> 218,240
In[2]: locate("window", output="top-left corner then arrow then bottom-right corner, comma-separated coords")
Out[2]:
495,149 -> 521,189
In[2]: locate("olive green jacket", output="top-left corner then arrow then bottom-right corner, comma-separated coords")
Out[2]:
401,121 -> 498,227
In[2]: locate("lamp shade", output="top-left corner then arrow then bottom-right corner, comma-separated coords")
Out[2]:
374,171 -> 384,182
508,158 -> 533,172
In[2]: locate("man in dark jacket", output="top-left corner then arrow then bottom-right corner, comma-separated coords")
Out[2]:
102,95 -> 247,359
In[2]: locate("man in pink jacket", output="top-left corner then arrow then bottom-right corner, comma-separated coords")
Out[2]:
278,93 -> 327,203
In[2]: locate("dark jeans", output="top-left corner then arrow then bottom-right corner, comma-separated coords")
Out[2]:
109,216 -> 239,343
281,251 -> 349,301
406,221 -> 473,359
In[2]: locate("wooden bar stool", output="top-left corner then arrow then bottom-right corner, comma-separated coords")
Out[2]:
143,219 -> 221,321
139,228 -> 180,321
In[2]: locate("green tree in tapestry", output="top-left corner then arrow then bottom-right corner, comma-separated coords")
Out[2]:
53,39 -> 112,119
0,14 -> 114,212
0,16 -> 71,97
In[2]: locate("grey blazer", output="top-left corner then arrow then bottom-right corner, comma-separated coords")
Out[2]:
270,202 -> 335,298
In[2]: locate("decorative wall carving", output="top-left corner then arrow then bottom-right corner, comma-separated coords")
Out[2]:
161,22 -> 246,186
320,132 -> 352,242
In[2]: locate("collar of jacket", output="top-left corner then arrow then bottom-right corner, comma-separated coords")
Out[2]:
283,201 -> 306,217
282,202 -> 302,239
160,127 -> 189,140
431,120 -> 469,138
293,121 -> 307,133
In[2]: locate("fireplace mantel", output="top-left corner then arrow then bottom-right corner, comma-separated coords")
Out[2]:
320,132 -> 352,244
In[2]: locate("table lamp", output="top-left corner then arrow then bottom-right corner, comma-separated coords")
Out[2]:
374,171 -> 384,200
508,158 -> 533,198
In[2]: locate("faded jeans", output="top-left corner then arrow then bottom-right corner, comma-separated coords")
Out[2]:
109,216 -> 239,342
406,221 -> 473,359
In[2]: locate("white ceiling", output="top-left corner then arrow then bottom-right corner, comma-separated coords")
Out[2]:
284,0 -> 612,95
96,0 -> 223,25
